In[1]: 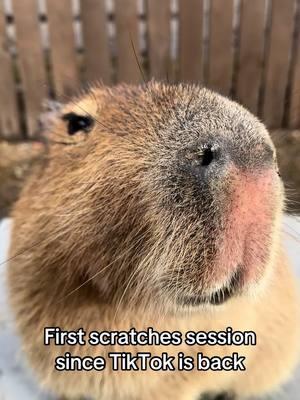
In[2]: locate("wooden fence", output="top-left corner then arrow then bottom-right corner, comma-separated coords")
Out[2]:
0,0 -> 300,139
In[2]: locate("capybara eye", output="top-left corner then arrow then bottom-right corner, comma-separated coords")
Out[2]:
62,112 -> 94,135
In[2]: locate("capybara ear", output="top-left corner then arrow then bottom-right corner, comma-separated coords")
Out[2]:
38,99 -> 64,134
61,112 -> 95,136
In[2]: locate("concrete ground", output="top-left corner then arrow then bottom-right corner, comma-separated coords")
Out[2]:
0,217 -> 299,400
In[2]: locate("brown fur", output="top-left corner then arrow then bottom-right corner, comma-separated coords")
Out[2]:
7,82 -> 300,399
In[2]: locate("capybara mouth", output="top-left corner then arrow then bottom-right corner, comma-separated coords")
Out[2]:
178,268 -> 243,307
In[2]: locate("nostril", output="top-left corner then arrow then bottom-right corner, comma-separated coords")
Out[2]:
180,144 -> 218,172
201,146 -> 214,166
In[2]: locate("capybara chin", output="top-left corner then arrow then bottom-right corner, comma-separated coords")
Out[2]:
7,82 -> 300,400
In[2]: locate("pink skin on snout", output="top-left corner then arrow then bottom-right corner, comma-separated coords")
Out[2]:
209,167 -> 279,291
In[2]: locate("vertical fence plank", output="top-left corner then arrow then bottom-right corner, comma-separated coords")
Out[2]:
115,0 -> 141,84
0,3 -> 19,138
47,0 -> 80,98
262,0 -> 294,128
81,0 -> 111,85
289,2 -> 300,128
208,0 -> 234,96
236,0 -> 265,115
179,0 -> 203,83
13,0 -> 47,137
147,0 -> 171,81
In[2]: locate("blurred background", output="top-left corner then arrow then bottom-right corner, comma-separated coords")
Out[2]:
0,1 -> 300,399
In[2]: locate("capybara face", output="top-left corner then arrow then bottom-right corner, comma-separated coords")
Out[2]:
17,83 -> 283,314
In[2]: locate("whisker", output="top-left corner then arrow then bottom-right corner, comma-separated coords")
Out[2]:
0,237 -> 47,268
283,220 -> 300,237
129,32 -> 146,84
56,229 -> 149,304
283,228 -> 300,244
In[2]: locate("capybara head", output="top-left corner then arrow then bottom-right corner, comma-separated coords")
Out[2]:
13,82 -> 283,315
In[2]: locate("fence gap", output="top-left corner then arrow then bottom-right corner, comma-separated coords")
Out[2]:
230,0 -> 242,99
202,0 -> 210,85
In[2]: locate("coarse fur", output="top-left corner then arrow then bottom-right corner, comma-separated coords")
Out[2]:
7,82 -> 300,399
